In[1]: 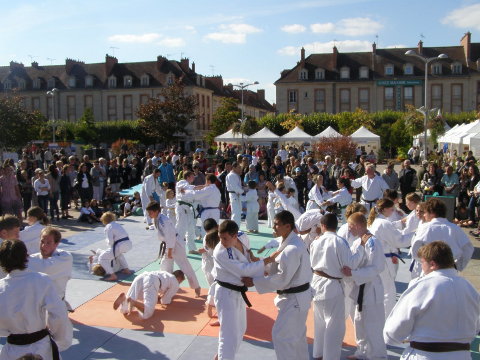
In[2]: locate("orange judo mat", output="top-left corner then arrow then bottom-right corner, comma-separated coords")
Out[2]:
69,284 -> 355,345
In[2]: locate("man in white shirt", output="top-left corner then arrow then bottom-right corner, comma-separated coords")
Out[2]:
277,145 -> 288,163
226,162 -> 244,227
140,168 -> 162,229
113,270 -> 185,320
176,171 -> 199,254
384,241 -> 480,360
351,163 -> 389,211
410,198 -> 474,279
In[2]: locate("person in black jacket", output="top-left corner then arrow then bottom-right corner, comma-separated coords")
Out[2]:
59,164 -> 73,219
76,163 -> 93,204
398,160 -> 417,212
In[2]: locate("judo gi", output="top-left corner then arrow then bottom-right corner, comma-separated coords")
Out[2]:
295,209 -> 323,250
310,231 -> 364,360
384,268 -> 480,360
118,271 -> 180,319
274,189 -> 302,220
212,239 -> 265,359
306,184 -> 329,211
254,231 -> 313,360
242,189 -> 259,232
226,171 -> 244,227
165,197 -> 176,226
266,191 -> 276,228
99,221 -> 132,275
351,175 -> 389,211
191,183 -> 221,235
326,187 -> 352,224
19,221 -> 45,255
0,270 -> 72,360
155,213 -> 200,290
140,173 -> 162,226
176,179 -> 198,252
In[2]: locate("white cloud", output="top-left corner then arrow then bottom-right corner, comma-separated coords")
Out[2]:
277,40 -> 371,56
385,44 -> 407,49
223,78 -> 256,86
184,25 -> 196,33
108,33 -> 161,43
310,17 -> 382,36
310,22 -> 335,33
281,24 -> 306,34
204,23 -> 262,44
442,3 -> 480,30
158,37 -> 185,48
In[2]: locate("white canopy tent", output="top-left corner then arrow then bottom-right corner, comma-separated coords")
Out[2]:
414,123 -> 451,153
214,128 -> 247,144
314,126 -> 342,140
279,126 -> 313,144
350,126 -> 381,155
439,120 -> 480,154
248,127 -> 280,145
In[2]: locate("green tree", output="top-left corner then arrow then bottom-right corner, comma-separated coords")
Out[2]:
74,108 -> 98,144
206,97 -> 241,143
137,80 -> 197,145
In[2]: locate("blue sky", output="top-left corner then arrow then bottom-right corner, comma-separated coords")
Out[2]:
1,0 -> 480,104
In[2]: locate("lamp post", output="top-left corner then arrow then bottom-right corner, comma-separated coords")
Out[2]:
405,50 -> 447,160
46,88 -> 59,143
233,81 -> 259,151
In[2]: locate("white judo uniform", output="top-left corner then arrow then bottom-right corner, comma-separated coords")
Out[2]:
165,197 -> 176,226
295,209 -> 323,250
155,213 -> 200,290
410,217 -> 474,279
254,231 -> 313,360
351,175 -> 389,211
141,173 -> 162,226
176,179 -> 198,252
327,187 -> 352,224
212,240 -> 265,360
274,189 -> 301,220
0,270 -> 72,360
384,268 -> 480,360
368,214 -> 415,317
242,189 -> 259,232
99,221 -> 132,275
310,231 -> 364,360
306,184 -> 329,211
19,221 -> 45,255
118,271 -> 180,319
226,171 -> 244,227
191,184 -> 221,234
348,235 -> 387,360
266,191 -> 276,228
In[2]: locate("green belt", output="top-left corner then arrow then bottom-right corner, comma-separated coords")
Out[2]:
177,200 -> 196,217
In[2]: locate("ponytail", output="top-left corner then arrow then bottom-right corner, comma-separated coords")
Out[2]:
367,198 -> 394,227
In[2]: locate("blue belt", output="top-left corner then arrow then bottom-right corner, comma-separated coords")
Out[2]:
409,259 -> 416,272
198,206 -> 219,218
385,252 -> 405,264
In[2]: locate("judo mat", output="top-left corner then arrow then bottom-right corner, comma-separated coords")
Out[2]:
119,184 -> 143,197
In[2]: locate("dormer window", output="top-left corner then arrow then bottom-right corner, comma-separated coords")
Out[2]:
404,63 -> 414,75
141,74 -> 149,86
68,76 -> 76,88
85,75 -> 93,88
167,75 -> 174,85
47,78 -> 56,90
108,76 -> 117,88
18,79 -> 26,90
451,62 -> 462,75
384,64 -> 394,76
340,67 -> 350,79
315,68 -> 325,80
33,78 -> 41,89
123,75 -> 133,88
359,67 -> 369,79
432,63 -> 442,75
3,80 -> 12,90
299,69 -> 308,80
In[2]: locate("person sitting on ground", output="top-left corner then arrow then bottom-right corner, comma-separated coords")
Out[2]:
79,200 -> 101,224
113,270 -> 185,320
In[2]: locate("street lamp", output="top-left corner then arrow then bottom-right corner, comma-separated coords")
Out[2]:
46,88 -> 59,143
233,81 -> 259,151
405,50 -> 447,160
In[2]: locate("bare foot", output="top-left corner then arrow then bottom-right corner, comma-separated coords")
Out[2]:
113,293 -> 126,310
195,287 -> 201,297
104,274 -> 118,281
209,320 -> 220,327
121,268 -> 133,275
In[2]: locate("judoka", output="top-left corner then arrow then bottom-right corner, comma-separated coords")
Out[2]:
176,171 -> 200,254
225,162 -> 244,227
140,168 -> 162,229
351,163 -> 389,211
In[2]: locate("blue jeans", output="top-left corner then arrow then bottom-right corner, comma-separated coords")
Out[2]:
468,196 -> 477,222
37,195 -> 49,214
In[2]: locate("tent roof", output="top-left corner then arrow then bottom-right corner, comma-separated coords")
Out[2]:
449,119 -> 480,144
315,126 -> 342,138
248,127 -> 280,141
350,126 -> 380,139
214,128 -> 247,143
280,126 -> 313,141
414,123 -> 451,140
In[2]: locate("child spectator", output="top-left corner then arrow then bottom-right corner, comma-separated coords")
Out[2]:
79,200 -> 100,224
164,189 -> 176,225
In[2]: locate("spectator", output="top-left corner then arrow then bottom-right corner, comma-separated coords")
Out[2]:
382,161 -> 399,191
159,156 -> 175,189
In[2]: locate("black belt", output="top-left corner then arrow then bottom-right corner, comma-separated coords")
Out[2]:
111,236 -> 129,267
227,191 -> 237,194
357,283 -> 365,312
216,279 -> 252,307
7,328 -> 59,360
276,282 -> 310,295
314,270 -> 341,280
362,198 -> 378,207
159,241 -> 166,257
410,341 -> 470,352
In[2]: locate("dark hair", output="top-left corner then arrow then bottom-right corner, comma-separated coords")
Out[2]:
207,174 -> 217,184
338,177 -> 352,191
231,161 -> 239,169
48,164 -> 58,179
274,210 -> 295,229
26,206 -> 49,225
0,239 -> 28,273
417,241 -> 455,269
424,198 -> 447,218
287,187 -> 295,194
205,230 -> 220,250
145,201 -> 161,212
203,218 -> 218,232
383,189 -> 399,201
0,215 -> 21,232
218,220 -> 239,235
172,269 -> 185,282
320,213 -> 338,231
153,168 -> 160,174
248,180 -> 257,189
183,171 -> 194,179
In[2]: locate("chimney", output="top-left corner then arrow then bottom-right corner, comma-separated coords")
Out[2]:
180,58 -> 189,72
65,58 -> 84,74
461,32 -> 471,63
206,75 -> 223,89
157,55 -> 166,71
9,61 -> 24,71
417,40 -> 423,55
331,46 -> 338,69
105,54 -> 118,75
31,61 -> 39,68
300,47 -> 305,64
372,42 -> 377,54
257,89 -> 265,101
192,61 -> 195,73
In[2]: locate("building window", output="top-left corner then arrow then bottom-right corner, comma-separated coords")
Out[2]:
431,84 -> 442,110
359,67 -> 369,79
339,89 -> 350,112
358,88 -> 369,111
141,75 -> 149,87
47,78 -> 55,89
33,78 -> 41,89
123,95 -> 133,120
304,91 -> 308,98
67,96 -> 76,121
299,69 -> 308,80
404,63 -> 413,75
32,97 -> 40,111
384,64 -> 394,76
451,63 -> 462,75
207,113 -> 211,129
207,96 -> 210,108
18,79 -> 26,90
3,80 -> 12,90
384,87 -> 394,110
451,84 -> 462,113
315,68 -> 325,80
68,76 -> 76,88
108,76 -> 117,89
167,75 -> 174,85
85,75 -> 93,88
107,95 -> 117,121
432,63 -> 442,75
314,89 -> 325,112
123,76 -> 133,88
403,86 -> 414,108
201,95 -> 205,107
140,94 -> 149,105
84,95 -> 93,110
288,90 -> 298,111
340,67 -> 350,79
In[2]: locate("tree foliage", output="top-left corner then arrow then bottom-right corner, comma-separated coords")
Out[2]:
314,136 -> 358,162
74,107 -> 98,144
206,97 -> 241,144
137,80 -> 197,145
